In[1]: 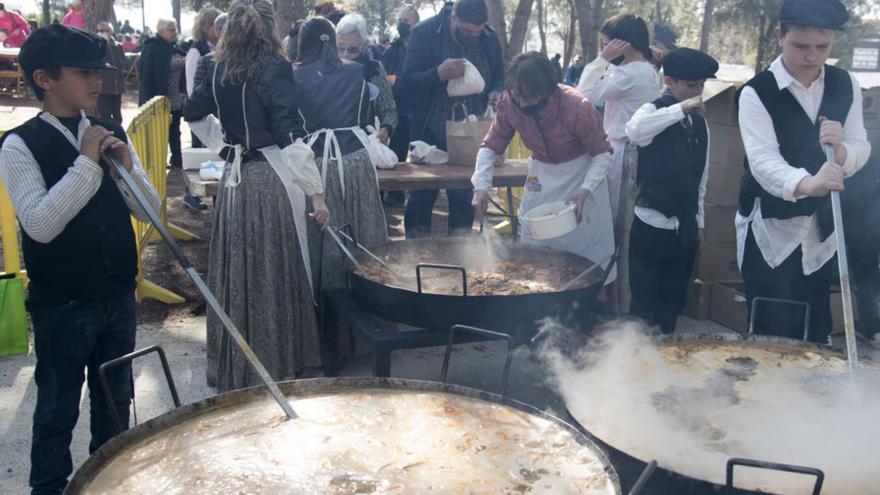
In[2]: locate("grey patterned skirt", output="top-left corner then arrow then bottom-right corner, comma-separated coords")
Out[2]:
309,148 -> 388,294
206,160 -> 322,392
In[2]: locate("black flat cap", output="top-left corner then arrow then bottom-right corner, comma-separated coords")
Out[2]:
19,24 -> 115,73
778,0 -> 849,31
662,48 -> 718,81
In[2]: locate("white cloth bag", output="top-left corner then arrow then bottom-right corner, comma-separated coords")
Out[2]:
447,60 -> 485,97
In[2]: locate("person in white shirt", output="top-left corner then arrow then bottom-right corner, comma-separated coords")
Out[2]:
736,0 -> 870,343
577,13 -> 662,219
624,48 -> 718,334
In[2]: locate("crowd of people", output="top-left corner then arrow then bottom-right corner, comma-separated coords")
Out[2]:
0,0 -> 875,493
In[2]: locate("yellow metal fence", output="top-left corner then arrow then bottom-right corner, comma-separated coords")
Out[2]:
0,96 -> 196,304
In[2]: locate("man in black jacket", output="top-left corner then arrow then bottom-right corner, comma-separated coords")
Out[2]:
400,0 -> 504,237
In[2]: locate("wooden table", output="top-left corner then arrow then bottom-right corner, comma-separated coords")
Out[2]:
185,159 -> 527,197
184,159 -> 528,233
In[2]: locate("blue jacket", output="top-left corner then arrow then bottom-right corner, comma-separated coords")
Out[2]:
564,64 -> 584,87
399,5 -> 504,149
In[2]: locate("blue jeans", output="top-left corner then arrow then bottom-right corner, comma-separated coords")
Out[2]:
29,292 -> 137,495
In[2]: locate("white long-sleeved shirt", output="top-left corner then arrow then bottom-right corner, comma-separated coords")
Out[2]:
471,147 -> 612,195
185,44 -> 213,97
0,111 -> 160,244
625,101 -> 710,230
736,56 -> 871,275
576,56 -> 662,142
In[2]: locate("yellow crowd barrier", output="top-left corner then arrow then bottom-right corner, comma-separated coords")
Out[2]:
0,96 -> 196,304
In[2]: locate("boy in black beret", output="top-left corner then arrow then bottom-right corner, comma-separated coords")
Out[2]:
0,25 -> 159,494
624,47 -> 718,334
736,0 -> 870,343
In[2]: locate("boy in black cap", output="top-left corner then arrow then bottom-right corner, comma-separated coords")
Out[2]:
0,25 -> 158,494
624,47 -> 718,334
736,0 -> 870,343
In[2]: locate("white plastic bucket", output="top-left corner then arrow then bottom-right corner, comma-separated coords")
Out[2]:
523,201 -> 577,240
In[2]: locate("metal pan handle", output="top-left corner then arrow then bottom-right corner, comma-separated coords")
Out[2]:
441,325 -> 513,398
416,263 -> 468,299
726,457 -> 824,495
628,460 -> 657,495
748,297 -> 812,341
98,345 -> 181,435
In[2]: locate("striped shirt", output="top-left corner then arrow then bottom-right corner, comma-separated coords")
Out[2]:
0,111 -> 160,244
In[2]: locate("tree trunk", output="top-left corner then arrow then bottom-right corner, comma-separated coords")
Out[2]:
699,0 -> 716,52
537,0 -> 547,56
563,0 -> 577,66
293,0 -> 307,23
84,0 -> 117,32
507,0 -> 535,59
486,0 -> 508,55
275,0 -> 295,40
575,0 -> 595,61
42,0 -> 50,26
172,0 -> 181,30
755,9 -> 767,73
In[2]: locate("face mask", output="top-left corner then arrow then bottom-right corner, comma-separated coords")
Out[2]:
397,21 -> 411,38
609,55 -> 625,66
514,97 -> 549,117
99,32 -> 110,40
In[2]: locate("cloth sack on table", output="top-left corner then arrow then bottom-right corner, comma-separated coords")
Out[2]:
199,160 -> 225,181
446,103 -> 494,166
447,60 -> 486,97
408,140 -> 449,165
364,125 -> 399,169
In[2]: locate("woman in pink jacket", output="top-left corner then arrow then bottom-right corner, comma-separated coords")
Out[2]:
61,1 -> 85,30
472,51 -> 616,282
0,4 -> 30,47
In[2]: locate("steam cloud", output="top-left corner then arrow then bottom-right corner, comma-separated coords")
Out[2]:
539,321 -> 880,495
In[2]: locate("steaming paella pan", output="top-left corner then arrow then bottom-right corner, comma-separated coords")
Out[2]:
551,330 -> 880,495
345,237 -> 608,332
67,378 -> 621,495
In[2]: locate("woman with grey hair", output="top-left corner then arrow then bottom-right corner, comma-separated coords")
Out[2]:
139,18 -> 187,168
336,13 -> 397,144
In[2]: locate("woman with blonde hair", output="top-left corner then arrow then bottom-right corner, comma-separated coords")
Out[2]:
183,0 -> 330,391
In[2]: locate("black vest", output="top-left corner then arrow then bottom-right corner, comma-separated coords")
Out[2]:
635,93 -> 708,234
738,65 -> 852,240
3,115 -> 138,303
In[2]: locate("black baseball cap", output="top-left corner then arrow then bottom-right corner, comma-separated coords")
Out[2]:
19,24 -> 115,73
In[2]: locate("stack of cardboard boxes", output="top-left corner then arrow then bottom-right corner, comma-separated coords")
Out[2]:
683,80 -> 749,331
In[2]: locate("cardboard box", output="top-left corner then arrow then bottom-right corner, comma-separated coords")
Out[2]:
708,123 -> 746,167
863,87 -> 880,129
867,127 -> 880,153
696,241 -> 741,282
710,281 -> 748,333
703,81 -> 739,126
830,290 -> 859,335
683,278 -> 712,321
703,204 -> 738,244
705,163 -> 744,207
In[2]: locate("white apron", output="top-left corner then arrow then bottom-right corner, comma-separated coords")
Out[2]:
189,69 -> 317,301
607,138 -> 626,220
519,153 -> 617,284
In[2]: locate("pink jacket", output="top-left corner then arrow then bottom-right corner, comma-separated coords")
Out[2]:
0,11 -> 29,48
481,84 -> 611,164
61,10 -> 85,29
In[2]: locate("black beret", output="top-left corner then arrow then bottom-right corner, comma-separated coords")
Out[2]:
661,48 -> 718,81
778,0 -> 849,31
19,24 -> 114,73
